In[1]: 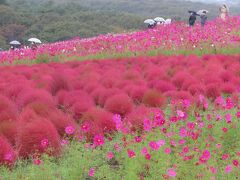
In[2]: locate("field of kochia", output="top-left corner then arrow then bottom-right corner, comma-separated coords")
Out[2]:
0,17 -> 239,179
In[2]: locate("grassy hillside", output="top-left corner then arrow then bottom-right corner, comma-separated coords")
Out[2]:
0,0 -> 239,49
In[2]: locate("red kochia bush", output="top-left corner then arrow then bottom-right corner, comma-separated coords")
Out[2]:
0,95 -> 17,122
172,72 -> 190,89
17,89 -> 55,110
81,108 -> 115,138
142,89 -> 166,108
0,121 -> 17,145
92,88 -> 121,107
23,102 -> 76,136
153,80 -> 176,93
104,94 -> 133,116
126,105 -> 150,131
0,135 -> 16,166
124,85 -> 148,103
205,83 -> 221,99
221,83 -> 236,94
17,118 -> 61,158
49,73 -> 71,95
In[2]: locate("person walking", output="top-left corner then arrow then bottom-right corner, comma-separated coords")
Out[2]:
200,12 -> 207,27
219,4 -> 229,21
188,11 -> 199,27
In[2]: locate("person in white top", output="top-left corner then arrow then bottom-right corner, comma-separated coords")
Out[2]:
219,4 -> 229,21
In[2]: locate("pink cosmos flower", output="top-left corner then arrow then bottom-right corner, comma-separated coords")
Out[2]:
164,148 -> 171,154
61,139 -> 69,146
177,110 -> 185,118
93,134 -> 105,147
225,114 -> 232,123
187,122 -> 195,130
167,169 -> 176,177
199,150 -> 211,163
232,160 -> 239,167
182,146 -> 189,153
33,159 -> 42,165
149,141 -> 160,151
216,143 -> 222,149
157,139 -> 165,146
4,152 -> 14,162
178,139 -> 186,145
141,147 -> 148,155
40,138 -> 49,149
210,167 -> 217,174
222,154 -> 230,160
81,122 -> 90,132
89,167 -> 95,177
113,114 -> 124,131
179,127 -> 187,138
216,114 -> 222,121
198,122 -> 205,129
65,125 -> 75,135
182,99 -> 190,108
114,143 -> 121,152
134,136 -> 142,143
225,165 -> 232,173
145,154 -> 151,160
143,118 -> 152,132
127,149 -> 136,158
106,152 -> 114,160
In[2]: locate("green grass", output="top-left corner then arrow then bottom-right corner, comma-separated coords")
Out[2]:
1,45 -> 240,67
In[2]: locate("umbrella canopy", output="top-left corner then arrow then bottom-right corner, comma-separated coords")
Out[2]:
144,19 -> 156,25
197,10 -> 209,15
165,19 -> 172,25
28,38 -> 42,44
9,40 -> 21,45
154,17 -> 165,22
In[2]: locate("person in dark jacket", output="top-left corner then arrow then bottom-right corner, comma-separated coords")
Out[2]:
188,11 -> 198,26
200,12 -> 207,27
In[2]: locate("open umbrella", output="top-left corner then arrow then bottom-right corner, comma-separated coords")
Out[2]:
197,10 -> 209,15
28,38 -> 42,44
165,19 -> 172,25
9,40 -> 21,45
154,17 -> 165,23
144,19 -> 156,25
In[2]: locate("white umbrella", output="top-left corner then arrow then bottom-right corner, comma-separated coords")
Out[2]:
28,38 -> 42,44
154,17 -> 165,23
165,19 -> 172,25
9,40 -> 21,45
144,19 -> 156,25
197,10 -> 209,15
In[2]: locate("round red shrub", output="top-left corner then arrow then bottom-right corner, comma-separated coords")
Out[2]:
17,118 -> 61,158
17,89 -> 55,110
125,105 -> 150,131
0,95 -> 17,122
221,83 -> 236,94
104,94 -> 133,116
0,121 -> 17,145
49,73 -> 71,95
23,102 -> 77,136
81,108 -> 115,138
0,135 -> 16,166
153,80 -> 176,93
70,101 -> 95,120
172,72 -> 190,89
205,83 -> 221,99
128,85 -> 148,103
188,84 -> 205,95
142,89 -> 166,108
